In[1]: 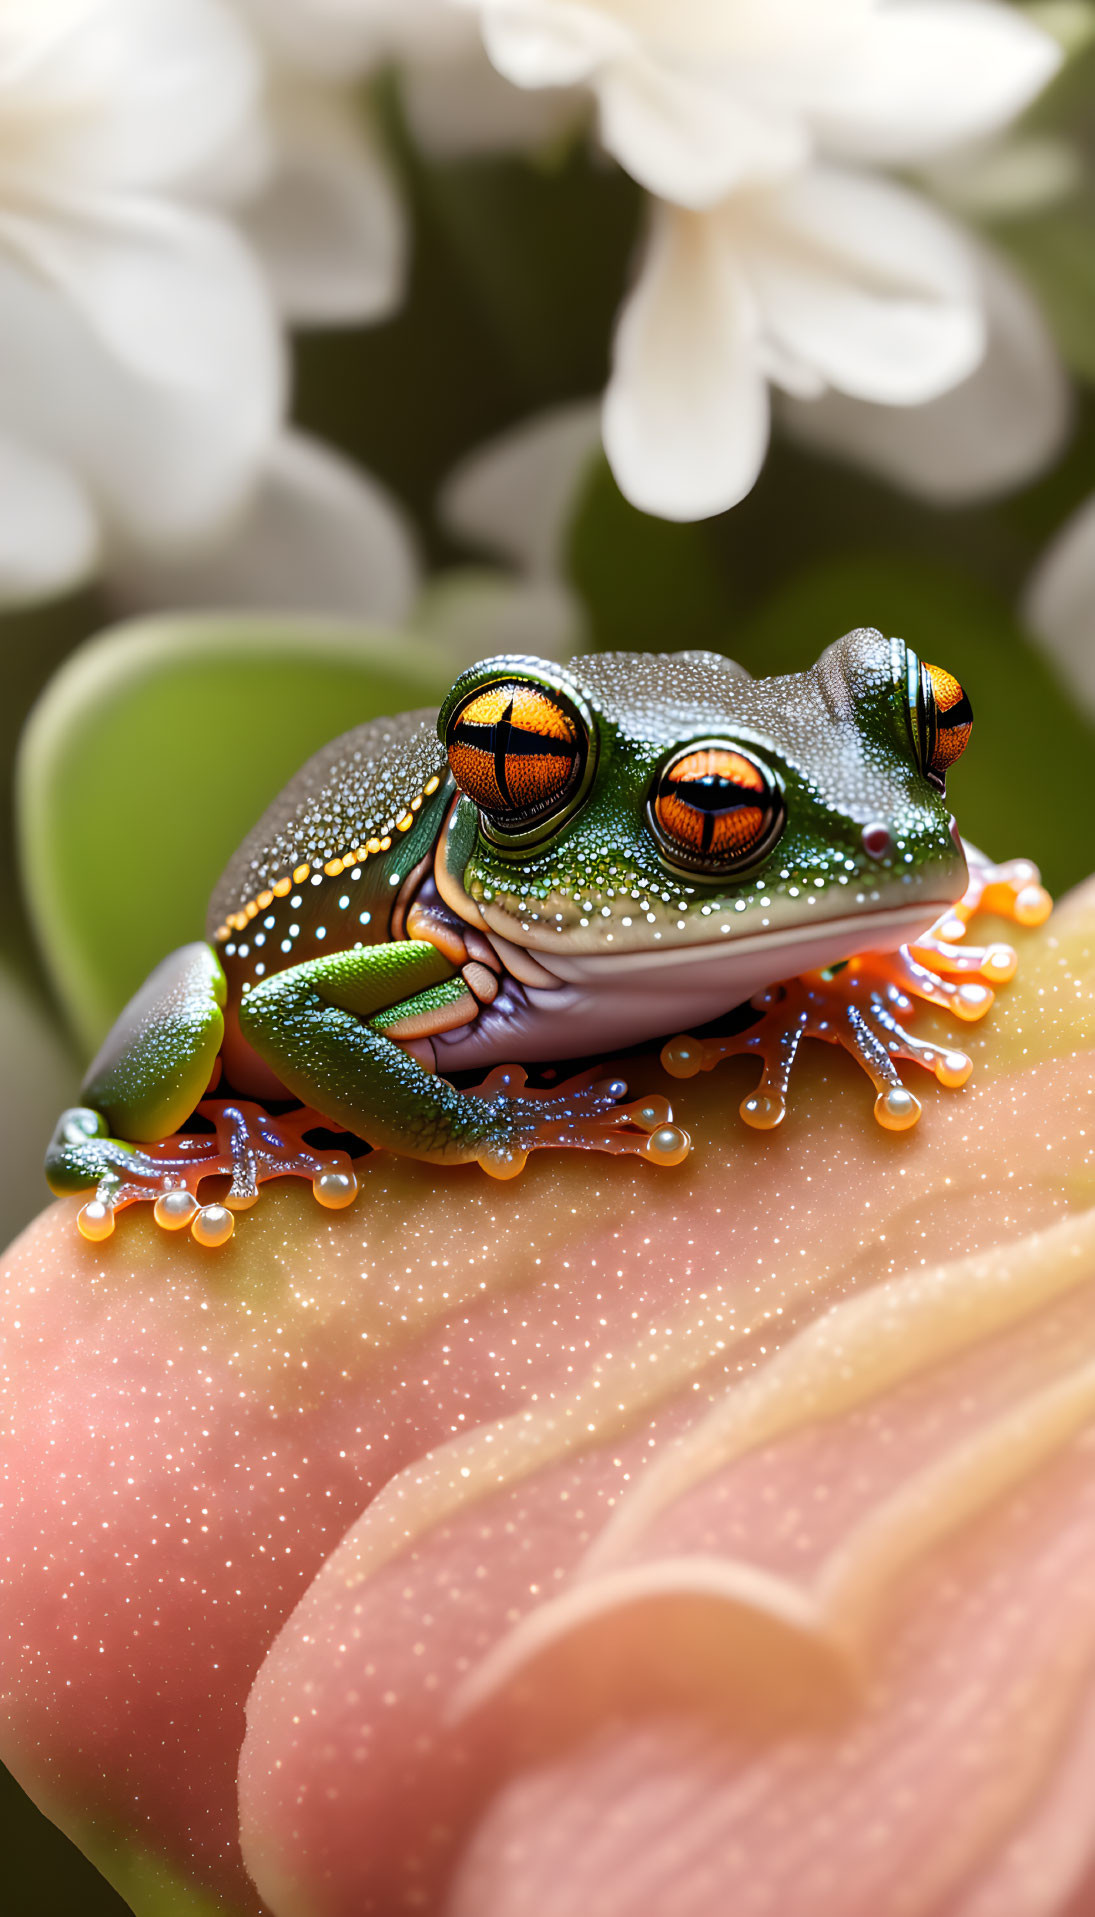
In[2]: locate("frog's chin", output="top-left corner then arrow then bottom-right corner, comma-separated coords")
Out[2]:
475,893 -> 952,975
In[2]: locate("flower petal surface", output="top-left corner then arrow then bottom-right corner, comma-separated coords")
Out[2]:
783,245 -> 1070,504
0,0 -> 263,195
243,87 -> 405,326
440,400 -> 601,576
806,0 -> 1063,167
743,168 -> 984,405
603,203 -> 769,519
0,201 -> 282,546
1026,496 -> 1095,721
0,434 -> 99,601
111,431 -> 420,621
229,889 -> 1095,1916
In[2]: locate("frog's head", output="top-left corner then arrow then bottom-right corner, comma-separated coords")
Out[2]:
435,632 -> 972,971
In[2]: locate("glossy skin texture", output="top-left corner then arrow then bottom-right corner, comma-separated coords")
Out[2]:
45,630 -> 999,1236
443,638 -> 959,957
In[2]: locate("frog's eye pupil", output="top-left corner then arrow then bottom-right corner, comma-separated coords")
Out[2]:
920,661 -> 973,782
651,745 -> 783,872
447,679 -> 586,830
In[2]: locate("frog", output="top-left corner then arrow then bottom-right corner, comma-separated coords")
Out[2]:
45,628 -> 1050,1247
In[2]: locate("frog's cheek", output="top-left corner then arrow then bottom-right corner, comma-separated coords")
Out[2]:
81,942 -> 226,1143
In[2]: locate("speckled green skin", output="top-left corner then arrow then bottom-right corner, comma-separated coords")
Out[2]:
45,631 -> 965,1191
81,944 -> 226,1142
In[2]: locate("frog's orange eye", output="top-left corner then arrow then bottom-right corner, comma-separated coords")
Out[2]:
650,743 -> 784,873
919,661 -> 973,786
446,676 -> 589,835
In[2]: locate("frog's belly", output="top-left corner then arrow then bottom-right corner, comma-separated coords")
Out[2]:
435,902 -> 943,1068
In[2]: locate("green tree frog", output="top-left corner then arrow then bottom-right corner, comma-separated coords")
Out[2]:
46,629 -> 1049,1247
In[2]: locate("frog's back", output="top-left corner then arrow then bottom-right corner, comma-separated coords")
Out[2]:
207,708 -> 450,994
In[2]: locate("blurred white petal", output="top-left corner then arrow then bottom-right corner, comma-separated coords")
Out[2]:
922,133 -> 1083,221
477,1 -> 630,88
1025,495 -> 1095,717
244,86 -> 405,324
111,431 -> 419,622
0,202 -> 283,545
603,204 -> 769,521
467,0 -> 874,67
0,0 -> 265,194
412,566 -> 585,660
807,1 -> 1063,166
782,247 -> 1070,503
234,0 -> 381,74
404,43 -> 584,156
440,401 -> 601,576
239,0 -> 473,75
0,437 -> 99,603
597,51 -> 806,207
745,169 -> 983,404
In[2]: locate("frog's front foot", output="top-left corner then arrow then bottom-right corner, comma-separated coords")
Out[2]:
47,1101 -> 359,1247
464,1067 -> 691,1181
662,853 -> 1053,1134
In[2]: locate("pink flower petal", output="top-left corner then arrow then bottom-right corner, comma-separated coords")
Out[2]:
2,886 -> 1093,1912
235,890 -> 1095,1915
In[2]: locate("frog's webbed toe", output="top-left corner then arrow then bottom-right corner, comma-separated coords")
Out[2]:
464,1067 -> 691,1180
48,1101 -> 360,1247
662,853 -> 1052,1134
46,1107 -> 140,1235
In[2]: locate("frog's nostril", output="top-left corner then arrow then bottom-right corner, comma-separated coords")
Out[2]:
862,822 -> 893,861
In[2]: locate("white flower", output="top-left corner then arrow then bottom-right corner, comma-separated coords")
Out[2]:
0,0 -> 283,603
459,0 -> 1063,520
1025,496 -> 1095,718
780,241 -> 1070,507
230,0 -> 409,325
239,0 -> 582,168
0,0 -> 461,613
604,169 -> 993,520
465,0 -> 1061,206
110,430 -> 421,623
433,401 -> 602,654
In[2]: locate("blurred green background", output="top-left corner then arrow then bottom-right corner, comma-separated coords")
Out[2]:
5,56 -> 1095,1917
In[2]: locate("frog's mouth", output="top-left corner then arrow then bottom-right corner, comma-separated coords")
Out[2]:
434,816 -> 965,967
526,901 -> 950,991
432,899 -> 959,1071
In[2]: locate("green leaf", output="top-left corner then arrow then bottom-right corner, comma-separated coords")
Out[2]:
18,617 -> 469,1055
733,555 -> 1095,896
